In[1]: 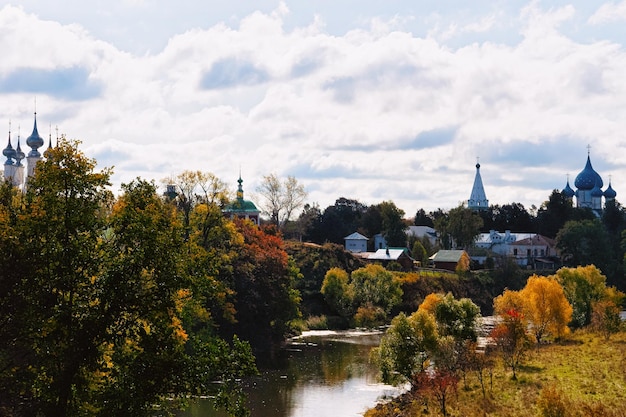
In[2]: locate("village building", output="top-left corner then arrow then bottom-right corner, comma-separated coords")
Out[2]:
344,232 -> 368,253
430,249 -> 470,272
223,175 -> 260,225
368,247 -> 414,270
509,234 -> 558,269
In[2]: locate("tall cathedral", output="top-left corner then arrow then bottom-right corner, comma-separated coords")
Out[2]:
3,112 -> 50,190
562,149 -> 616,213
468,160 -> 489,211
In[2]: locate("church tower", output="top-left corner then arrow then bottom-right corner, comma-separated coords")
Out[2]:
468,160 -> 489,211
223,174 -> 260,225
562,147 -> 616,214
3,112 -> 45,190
25,111 -> 44,182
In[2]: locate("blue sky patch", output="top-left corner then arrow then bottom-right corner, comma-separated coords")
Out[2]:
0,66 -> 101,100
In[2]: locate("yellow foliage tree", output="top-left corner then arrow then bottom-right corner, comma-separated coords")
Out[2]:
493,289 -> 526,317
494,276 -> 573,343
418,293 -> 444,315
520,275 -> 572,342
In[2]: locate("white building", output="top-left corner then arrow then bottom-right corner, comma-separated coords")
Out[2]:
3,112 -> 49,190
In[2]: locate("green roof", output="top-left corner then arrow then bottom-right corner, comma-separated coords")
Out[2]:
430,250 -> 466,263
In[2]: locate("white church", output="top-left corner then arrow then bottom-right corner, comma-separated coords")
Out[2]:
2,112 -> 51,189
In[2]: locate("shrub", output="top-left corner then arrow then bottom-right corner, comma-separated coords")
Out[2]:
537,384 -> 569,417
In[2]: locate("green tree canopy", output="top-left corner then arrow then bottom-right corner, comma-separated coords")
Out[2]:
556,219 -> 611,273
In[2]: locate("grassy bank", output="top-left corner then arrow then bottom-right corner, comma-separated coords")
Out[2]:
366,330 -> 626,417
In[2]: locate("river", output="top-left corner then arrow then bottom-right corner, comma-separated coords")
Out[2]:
178,330 -> 404,417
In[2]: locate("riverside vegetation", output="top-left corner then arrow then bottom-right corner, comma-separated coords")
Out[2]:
2,140 -> 625,417
366,330 -> 626,417
364,265 -> 625,417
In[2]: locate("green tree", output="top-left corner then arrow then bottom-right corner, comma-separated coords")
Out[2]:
374,310 -> 439,386
555,265 -> 611,328
11,139 -> 113,416
433,293 -> 481,342
411,239 -> 429,266
434,205 -> 483,250
321,267 -> 354,319
414,208 -> 434,227
350,264 -> 403,315
556,219 -> 611,274
378,201 -> 408,247
535,190 -> 576,238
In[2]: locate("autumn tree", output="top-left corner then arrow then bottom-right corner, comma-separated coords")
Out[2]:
591,300 -> 622,340
162,170 -> 230,240
555,265 -> 613,328
494,276 -> 572,343
99,179 -> 255,416
491,309 -> 532,380
520,275 -> 572,342
225,220 -> 302,354
256,173 -> 307,228
415,370 -> 459,417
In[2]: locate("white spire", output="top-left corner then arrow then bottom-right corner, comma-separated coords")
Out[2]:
468,159 -> 489,210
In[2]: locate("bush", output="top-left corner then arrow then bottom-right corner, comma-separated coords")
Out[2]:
305,315 -> 329,330
354,304 -> 387,328
537,384 -> 569,417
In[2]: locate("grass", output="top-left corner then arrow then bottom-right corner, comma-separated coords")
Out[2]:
366,330 -> 626,417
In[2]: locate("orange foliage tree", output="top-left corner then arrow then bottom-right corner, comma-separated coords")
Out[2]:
494,275 -> 573,343
490,309 -> 532,380
521,275 -> 572,342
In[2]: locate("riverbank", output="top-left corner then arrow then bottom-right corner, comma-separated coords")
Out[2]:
365,330 -> 626,417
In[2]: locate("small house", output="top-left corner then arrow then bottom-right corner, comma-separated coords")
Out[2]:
430,250 -> 471,272
368,247 -> 414,270
344,232 -> 369,253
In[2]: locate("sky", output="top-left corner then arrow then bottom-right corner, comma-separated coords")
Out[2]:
1,1 -> 626,217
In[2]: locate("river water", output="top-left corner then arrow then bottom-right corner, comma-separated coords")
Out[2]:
179,330 -> 403,417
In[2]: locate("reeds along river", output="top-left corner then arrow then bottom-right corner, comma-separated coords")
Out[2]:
179,330 -> 404,417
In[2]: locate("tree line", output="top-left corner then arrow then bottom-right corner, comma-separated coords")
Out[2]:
290,191 -> 626,290
0,140 -> 302,417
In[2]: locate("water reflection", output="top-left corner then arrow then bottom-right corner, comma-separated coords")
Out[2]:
179,330 -> 402,417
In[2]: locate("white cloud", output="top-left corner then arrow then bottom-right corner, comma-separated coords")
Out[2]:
0,2 -> 625,216
589,1 -> 626,25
